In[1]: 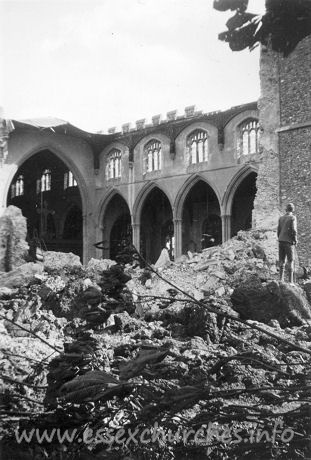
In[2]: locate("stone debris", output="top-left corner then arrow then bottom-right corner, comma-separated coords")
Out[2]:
232,276 -> 311,326
0,206 -> 29,271
154,247 -> 171,269
43,251 -> 82,272
0,262 -> 44,289
86,257 -> 116,274
0,228 -> 311,459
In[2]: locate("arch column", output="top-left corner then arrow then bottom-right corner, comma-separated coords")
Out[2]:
221,214 -> 231,242
132,222 -> 140,252
95,224 -> 104,259
82,213 -> 88,262
174,218 -> 182,259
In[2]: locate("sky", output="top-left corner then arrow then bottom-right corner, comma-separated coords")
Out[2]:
0,0 -> 266,133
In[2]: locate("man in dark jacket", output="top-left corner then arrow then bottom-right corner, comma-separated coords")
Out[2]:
277,203 -> 298,283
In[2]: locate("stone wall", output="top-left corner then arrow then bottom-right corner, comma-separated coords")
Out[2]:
279,128 -> 311,265
254,36 -> 311,265
279,36 -> 311,126
252,45 -> 281,230
278,36 -> 311,265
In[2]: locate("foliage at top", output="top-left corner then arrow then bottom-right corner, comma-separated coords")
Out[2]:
214,0 -> 311,56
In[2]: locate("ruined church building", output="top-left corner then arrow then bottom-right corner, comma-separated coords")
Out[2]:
0,36 -> 310,266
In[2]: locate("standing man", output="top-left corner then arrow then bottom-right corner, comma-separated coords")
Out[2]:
277,203 -> 298,283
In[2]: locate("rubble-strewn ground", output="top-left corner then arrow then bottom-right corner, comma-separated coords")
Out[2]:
1,230 -> 311,459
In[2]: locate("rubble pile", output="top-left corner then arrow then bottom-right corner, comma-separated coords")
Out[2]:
130,229 -> 280,304
0,225 -> 311,459
0,206 -> 29,272
129,229 -> 311,327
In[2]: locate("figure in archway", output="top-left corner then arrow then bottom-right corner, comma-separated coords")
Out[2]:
202,214 -> 222,249
161,220 -> 174,260
140,188 -> 173,264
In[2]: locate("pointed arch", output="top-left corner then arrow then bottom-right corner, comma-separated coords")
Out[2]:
97,188 -> 130,228
5,145 -> 90,261
132,181 -> 173,224
138,185 -> 174,263
175,121 -> 216,141
4,144 -> 89,215
174,174 -> 221,220
222,164 -> 258,216
98,190 -> 131,260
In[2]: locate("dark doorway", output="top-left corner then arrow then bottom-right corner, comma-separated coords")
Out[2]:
102,194 -> 131,260
202,214 -> 222,249
140,188 -> 173,264
231,172 -> 257,237
110,214 -> 132,261
182,180 -> 221,253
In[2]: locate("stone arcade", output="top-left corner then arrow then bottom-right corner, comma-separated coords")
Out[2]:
0,102 -> 259,264
0,37 -> 310,265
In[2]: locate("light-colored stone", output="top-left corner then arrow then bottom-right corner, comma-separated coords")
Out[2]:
86,258 -> 116,274
154,248 -> 171,269
194,260 -> 219,272
0,262 -> 43,288
215,286 -> 225,297
0,205 -> 29,271
43,251 -> 82,271
210,270 -> 226,280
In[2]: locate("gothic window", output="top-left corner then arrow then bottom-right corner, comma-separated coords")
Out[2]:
64,170 -> 77,189
238,119 -> 260,157
37,169 -> 51,193
106,149 -> 122,179
144,140 -> 162,173
187,130 -> 208,164
11,175 -> 24,198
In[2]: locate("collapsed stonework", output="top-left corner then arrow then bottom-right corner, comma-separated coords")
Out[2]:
1,219 -> 311,458
0,206 -> 29,271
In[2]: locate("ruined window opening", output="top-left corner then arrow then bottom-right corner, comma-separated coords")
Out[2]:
64,170 -> 77,189
187,129 -> 209,164
144,140 -> 162,173
11,175 -> 24,198
106,149 -> 122,179
238,119 -> 260,157
37,169 -> 51,193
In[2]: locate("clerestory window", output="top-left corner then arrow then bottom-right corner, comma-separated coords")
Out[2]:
106,149 -> 122,179
64,170 -> 77,189
238,119 -> 260,157
187,130 -> 209,164
144,140 -> 162,173
37,169 -> 51,193
11,175 -> 24,198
